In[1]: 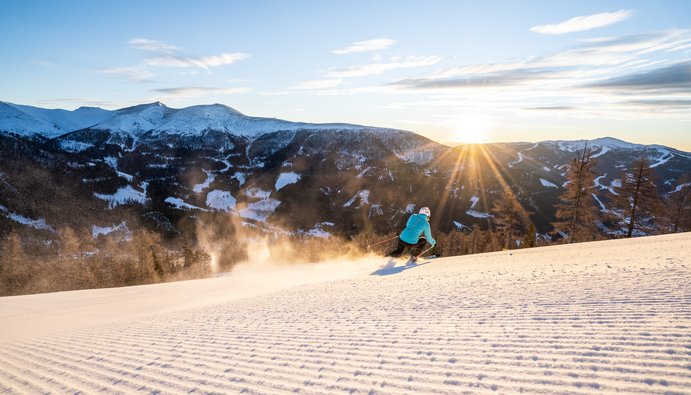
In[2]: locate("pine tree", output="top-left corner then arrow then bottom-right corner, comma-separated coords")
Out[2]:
614,159 -> 661,237
552,142 -> 600,243
491,188 -> 531,249
0,232 -> 29,295
523,223 -> 537,248
666,174 -> 690,233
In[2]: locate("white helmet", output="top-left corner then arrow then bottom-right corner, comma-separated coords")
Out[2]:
419,207 -> 431,217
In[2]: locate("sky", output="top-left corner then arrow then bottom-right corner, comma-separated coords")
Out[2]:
1,0 -> 690,150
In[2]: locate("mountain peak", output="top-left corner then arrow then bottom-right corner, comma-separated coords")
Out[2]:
590,136 -> 641,149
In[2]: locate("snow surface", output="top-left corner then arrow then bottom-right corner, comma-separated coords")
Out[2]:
205,190 -> 236,211
275,172 -> 301,191
465,210 -> 493,218
193,170 -> 215,193
91,221 -> 131,239
59,139 -> 93,153
671,182 -> 691,193
94,185 -> 147,209
552,137 -> 642,152
508,143 -> 537,168
469,195 -> 480,209
0,101 -> 111,138
590,146 -> 610,158
165,197 -> 206,211
232,172 -> 246,186
245,188 -> 271,199
0,205 -> 54,232
343,190 -> 370,207
465,195 -> 492,218
650,148 -> 674,168
301,222 -> 335,238
0,233 -> 689,394
237,198 -> 281,222
540,178 -> 558,188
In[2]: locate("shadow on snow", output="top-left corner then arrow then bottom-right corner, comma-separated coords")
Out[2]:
370,258 -> 431,276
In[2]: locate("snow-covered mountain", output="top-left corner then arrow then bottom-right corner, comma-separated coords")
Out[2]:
1,233 -> 689,393
0,101 -> 689,250
0,101 -> 112,138
64,101 -> 389,139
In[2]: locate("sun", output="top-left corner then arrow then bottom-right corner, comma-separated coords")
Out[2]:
449,114 -> 493,144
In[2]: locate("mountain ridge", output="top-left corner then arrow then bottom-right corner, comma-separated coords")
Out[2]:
1,101 -> 689,154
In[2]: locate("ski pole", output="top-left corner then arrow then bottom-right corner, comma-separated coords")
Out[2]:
416,245 -> 435,259
367,236 -> 398,248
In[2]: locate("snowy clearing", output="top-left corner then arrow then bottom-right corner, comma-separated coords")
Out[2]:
465,210 -> 493,218
237,198 -> 281,222
275,172 -> 301,191
91,221 -> 130,238
193,170 -> 215,193
650,149 -> 674,168
165,197 -> 206,211
0,233 -> 689,394
93,185 -> 147,209
205,190 -> 236,211
344,190 -> 370,207
0,205 -> 54,232
540,178 -> 558,188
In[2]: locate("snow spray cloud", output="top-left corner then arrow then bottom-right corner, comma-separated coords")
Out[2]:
194,211 -> 382,278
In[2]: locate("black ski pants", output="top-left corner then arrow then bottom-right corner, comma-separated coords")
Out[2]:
387,237 -> 428,257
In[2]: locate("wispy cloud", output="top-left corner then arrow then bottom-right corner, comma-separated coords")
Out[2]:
101,39 -> 250,83
152,86 -> 252,99
384,29 -> 691,119
390,30 -> 689,91
584,61 -> 691,93
145,53 -> 250,69
294,79 -> 343,90
333,38 -> 395,55
530,10 -> 633,35
99,66 -> 155,82
391,67 -> 564,90
128,38 -> 179,54
37,98 -> 124,108
326,56 -> 441,78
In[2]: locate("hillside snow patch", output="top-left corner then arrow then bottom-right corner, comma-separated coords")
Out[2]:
94,185 -> 147,208
275,172 -> 300,191
205,190 -> 236,211
540,178 -> 558,188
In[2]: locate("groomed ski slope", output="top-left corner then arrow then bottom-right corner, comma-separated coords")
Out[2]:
1,233 -> 689,394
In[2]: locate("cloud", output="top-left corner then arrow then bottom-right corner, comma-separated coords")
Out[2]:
523,106 -> 576,111
37,98 -> 123,108
145,53 -> 250,69
624,99 -> 691,109
152,86 -> 252,99
389,67 -> 561,89
388,30 -> 690,94
333,38 -> 395,55
128,38 -> 179,54
530,10 -> 633,35
294,79 -> 343,90
99,66 -> 155,82
584,61 -> 691,93
326,56 -> 441,78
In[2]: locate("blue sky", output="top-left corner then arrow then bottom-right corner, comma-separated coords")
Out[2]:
1,0 -> 690,150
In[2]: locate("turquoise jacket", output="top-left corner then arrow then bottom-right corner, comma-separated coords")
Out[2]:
400,213 -> 436,246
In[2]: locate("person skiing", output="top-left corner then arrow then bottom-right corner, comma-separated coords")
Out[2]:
387,206 -> 436,262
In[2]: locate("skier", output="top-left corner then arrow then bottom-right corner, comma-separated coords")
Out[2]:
387,206 -> 436,262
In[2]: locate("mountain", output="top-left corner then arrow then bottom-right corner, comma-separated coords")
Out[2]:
1,233 -> 689,393
0,101 -> 112,138
0,101 -> 689,258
